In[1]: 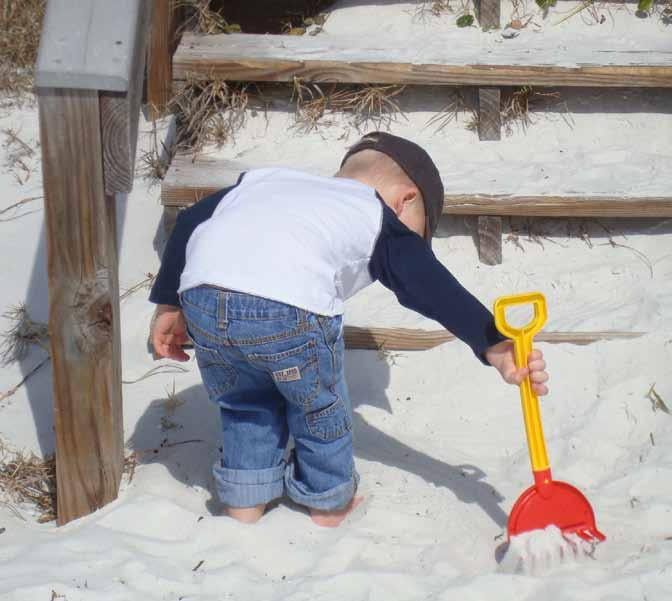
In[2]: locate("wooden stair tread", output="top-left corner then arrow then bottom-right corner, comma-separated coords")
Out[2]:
153,327 -> 645,356
174,32 -> 672,88
161,154 -> 672,217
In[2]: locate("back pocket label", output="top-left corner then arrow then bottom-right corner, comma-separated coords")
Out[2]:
272,366 -> 301,382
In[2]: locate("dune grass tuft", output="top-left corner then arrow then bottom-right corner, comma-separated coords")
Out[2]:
292,79 -> 406,131
0,0 -> 46,102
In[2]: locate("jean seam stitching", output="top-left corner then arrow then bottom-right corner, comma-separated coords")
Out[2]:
318,317 -> 337,392
247,339 -> 316,362
187,321 -> 228,346
306,398 -> 351,441
230,321 -> 312,346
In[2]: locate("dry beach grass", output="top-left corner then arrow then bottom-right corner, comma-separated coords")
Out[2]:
0,0 -> 45,102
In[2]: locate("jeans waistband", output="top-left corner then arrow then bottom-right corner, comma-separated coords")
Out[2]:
182,285 -> 308,323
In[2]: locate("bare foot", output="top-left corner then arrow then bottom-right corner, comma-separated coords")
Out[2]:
310,496 -> 364,528
225,503 -> 266,524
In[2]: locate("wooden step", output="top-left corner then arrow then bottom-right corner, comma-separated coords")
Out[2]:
161,154 -> 672,218
149,325 -> 645,357
173,32 -> 672,88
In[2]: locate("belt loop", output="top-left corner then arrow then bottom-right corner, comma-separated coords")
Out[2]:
217,291 -> 228,329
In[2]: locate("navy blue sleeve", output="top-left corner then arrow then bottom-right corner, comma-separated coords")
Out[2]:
149,180 -> 242,307
369,205 -> 507,364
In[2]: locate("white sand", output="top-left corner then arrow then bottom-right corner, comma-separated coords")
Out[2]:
1,2 -> 672,600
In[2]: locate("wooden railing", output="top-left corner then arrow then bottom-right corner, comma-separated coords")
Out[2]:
34,0 -> 152,525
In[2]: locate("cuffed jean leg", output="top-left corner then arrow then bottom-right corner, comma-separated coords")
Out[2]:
213,462 -> 286,508
285,455 -> 359,510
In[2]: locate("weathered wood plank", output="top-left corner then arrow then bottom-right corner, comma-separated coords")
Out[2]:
478,216 -> 503,265
163,186 -> 672,218
477,86 -> 501,141
441,195 -> 672,217
100,0 -> 152,194
342,327 -> 644,351
38,87 -> 123,526
476,0 -> 501,31
148,0 -> 181,119
159,325 -> 644,355
35,0 -> 147,92
159,157 -> 672,217
173,33 -> 672,87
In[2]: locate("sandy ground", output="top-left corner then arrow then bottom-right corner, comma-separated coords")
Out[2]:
1,2 -> 671,600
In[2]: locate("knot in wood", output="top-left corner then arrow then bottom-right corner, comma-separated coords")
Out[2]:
71,270 -> 114,356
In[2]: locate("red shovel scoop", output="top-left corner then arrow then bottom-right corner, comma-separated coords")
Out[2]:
494,292 -> 605,543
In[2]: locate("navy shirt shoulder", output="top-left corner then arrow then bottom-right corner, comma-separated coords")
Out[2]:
368,204 -> 506,364
149,176 -> 244,307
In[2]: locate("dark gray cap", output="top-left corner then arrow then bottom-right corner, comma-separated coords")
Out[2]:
340,131 -> 443,244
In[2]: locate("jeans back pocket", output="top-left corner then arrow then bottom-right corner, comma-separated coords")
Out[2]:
248,339 -> 319,407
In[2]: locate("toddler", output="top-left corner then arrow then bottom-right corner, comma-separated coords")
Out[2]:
150,132 -> 549,527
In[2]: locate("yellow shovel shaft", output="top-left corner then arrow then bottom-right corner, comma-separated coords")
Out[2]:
494,292 -> 550,473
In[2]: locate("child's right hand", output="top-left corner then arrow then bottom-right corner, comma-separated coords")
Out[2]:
485,340 -> 549,396
152,304 -> 190,361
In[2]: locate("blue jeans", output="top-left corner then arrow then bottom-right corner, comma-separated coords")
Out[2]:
180,285 -> 359,510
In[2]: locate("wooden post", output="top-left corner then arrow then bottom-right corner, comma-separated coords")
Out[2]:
163,205 -> 180,238
99,1 -> 152,194
478,215 -> 503,265
478,86 -> 501,141
38,88 -> 124,524
35,0 -> 150,524
476,0 -> 501,31
148,0 -> 181,120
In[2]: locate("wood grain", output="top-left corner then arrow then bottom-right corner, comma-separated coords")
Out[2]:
441,195 -> 672,217
162,184 -> 672,218
161,325 -> 644,354
38,87 -> 123,525
36,0 -> 147,91
342,326 -> 644,351
477,86 -> 501,141
478,216 -> 503,265
159,155 -> 672,217
173,33 -> 672,88
148,0 -> 181,120
100,0 -> 152,194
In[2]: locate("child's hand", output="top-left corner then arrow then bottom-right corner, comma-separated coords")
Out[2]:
484,340 -> 549,396
152,304 -> 190,362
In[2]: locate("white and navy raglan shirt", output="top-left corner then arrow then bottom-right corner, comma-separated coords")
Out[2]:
150,168 -> 506,363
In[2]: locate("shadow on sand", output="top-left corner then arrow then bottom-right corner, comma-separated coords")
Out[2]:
127,348 -> 508,529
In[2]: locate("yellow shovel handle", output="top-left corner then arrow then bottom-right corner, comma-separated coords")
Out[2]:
494,292 -> 550,473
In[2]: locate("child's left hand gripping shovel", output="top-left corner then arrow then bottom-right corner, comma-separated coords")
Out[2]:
494,292 -> 605,543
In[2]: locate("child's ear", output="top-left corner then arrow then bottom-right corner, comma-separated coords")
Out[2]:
400,186 -> 419,209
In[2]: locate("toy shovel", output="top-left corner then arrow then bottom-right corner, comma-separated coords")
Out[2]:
494,292 -> 605,543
